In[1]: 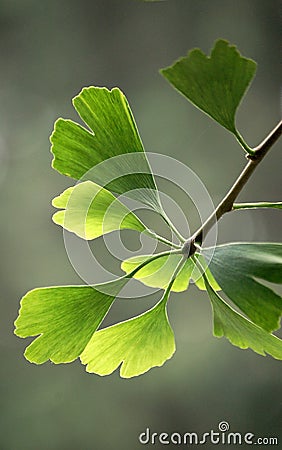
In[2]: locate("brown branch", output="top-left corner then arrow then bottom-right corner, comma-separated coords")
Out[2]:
182,119 -> 282,256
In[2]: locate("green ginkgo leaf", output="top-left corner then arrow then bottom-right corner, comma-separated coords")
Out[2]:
121,254 -> 192,291
52,180 -> 146,240
203,243 -> 282,332
50,86 -> 161,210
205,279 -> 282,360
80,293 -> 175,378
161,39 -> 256,150
14,36 -> 282,379
121,253 -> 220,292
14,279 -> 127,364
190,254 -> 221,291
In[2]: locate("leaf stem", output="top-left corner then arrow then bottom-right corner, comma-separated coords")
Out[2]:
233,202 -> 282,210
144,229 -> 182,249
160,210 -> 186,243
183,119 -> 282,254
234,129 -> 255,155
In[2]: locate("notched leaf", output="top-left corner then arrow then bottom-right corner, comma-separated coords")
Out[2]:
80,298 -> 175,378
205,280 -> 282,360
161,39 -> 256,135
50,87 -> 160,210
52,180 -> 146,240
14,280 -> 126,364
203,243 -> 282,332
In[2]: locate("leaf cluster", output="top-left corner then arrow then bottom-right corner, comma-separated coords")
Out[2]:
15,40 -> 282,377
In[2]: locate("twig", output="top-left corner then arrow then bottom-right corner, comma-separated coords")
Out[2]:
182,120 -> 282,255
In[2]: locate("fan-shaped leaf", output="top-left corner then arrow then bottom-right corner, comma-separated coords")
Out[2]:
203,243 -> 282,332
14,279 -> 127,364
52,181 -> 146,240
205,280 -> 282,360
51,87 -> 161,209
80,295 -> 175,378
161,39 -> 256,140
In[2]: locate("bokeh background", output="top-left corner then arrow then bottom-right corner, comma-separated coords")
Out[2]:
0,0 -> 281,448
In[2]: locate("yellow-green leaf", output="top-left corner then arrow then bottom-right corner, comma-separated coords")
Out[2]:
51,87 -> 161,210
80,297 -> 175,378
52,181 -> 145,240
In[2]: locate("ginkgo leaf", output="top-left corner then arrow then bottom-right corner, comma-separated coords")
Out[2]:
205,279 -> 282,360
121,254 -> 193,292
52,180 -> 146,239
233,202 -> 282,210
203,243 -> 282,332
161,39 -> 256,147
80,294 -> 175,378
50,86 -> 161,210
121,253 -> 220,292
14,279 -> 127,364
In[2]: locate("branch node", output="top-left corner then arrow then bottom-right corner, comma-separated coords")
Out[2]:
246,150 -> 263,161
182,238 -> 197,258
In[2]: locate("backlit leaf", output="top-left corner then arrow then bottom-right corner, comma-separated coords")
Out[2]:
14,279 -> 127,364
121,254 -> 193,292
80,293 -> 175,378
121,253 -> 221,292
50,87 -> 161,210
52,180 -> 146,239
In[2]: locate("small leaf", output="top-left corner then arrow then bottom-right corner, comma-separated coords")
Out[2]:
121,254 -> 193,292
52,180 -> 146,240
50,87 -> 161,210
203,243 -> 282,332
233,202 -> 282,210
14,279 -> 127,364
161,39 -> 256,136
121,253 -> 221,292
80,296 -> 175,378
205,280 -> 282,360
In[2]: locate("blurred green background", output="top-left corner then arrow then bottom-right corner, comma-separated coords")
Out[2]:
0,0 -> 281,448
